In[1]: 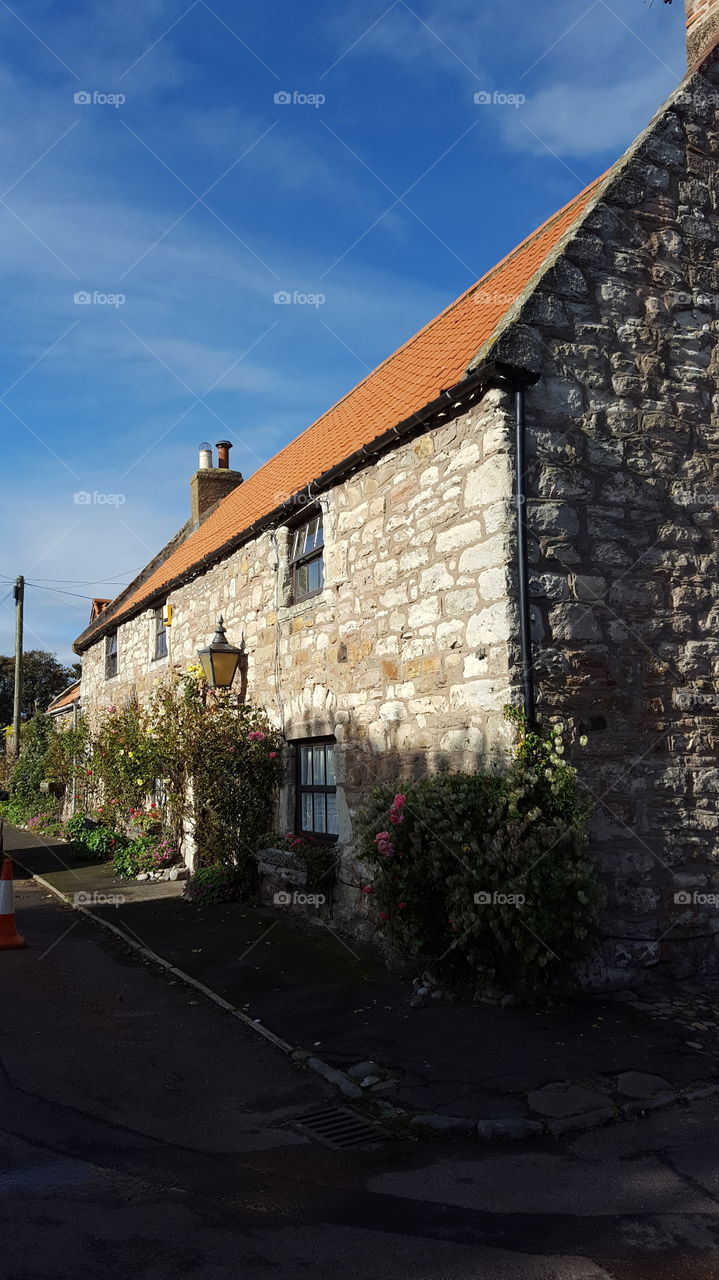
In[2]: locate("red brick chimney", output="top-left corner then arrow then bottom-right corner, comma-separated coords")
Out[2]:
684,0 -> 719,65
190,440 -> 243,526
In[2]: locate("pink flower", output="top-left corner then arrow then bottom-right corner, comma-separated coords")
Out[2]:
269,751 -> 277,759
374,831 -> 395,857
391,794 -> 406,809
248,730 -> 266,742
388,810 -> 404,825
398,902 -> 407,910
378,911 -> 388,922
361,885 -> 374,895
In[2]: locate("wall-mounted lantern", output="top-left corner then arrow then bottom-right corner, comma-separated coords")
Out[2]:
197,617 -> 242,689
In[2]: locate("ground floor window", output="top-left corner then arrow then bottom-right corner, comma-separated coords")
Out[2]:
295,739 -> 338,838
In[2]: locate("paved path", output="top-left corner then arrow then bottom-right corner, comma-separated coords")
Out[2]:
1,860 -> 719,1275
10,826 -> 719,1135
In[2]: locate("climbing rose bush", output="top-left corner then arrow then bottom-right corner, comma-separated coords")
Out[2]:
359,709 -> 599,993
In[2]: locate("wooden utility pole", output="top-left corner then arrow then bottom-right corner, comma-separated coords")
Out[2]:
11,575 -> 24,759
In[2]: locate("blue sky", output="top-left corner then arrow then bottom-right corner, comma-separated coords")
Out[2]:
0,0 -> 685,665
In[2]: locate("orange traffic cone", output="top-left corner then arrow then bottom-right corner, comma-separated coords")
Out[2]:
0,857 -> 25,949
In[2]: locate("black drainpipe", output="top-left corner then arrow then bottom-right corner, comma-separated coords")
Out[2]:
494,362 -> 540,731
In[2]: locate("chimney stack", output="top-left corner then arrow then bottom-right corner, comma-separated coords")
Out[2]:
190,441 -> 243,526
683,0 -> 719,65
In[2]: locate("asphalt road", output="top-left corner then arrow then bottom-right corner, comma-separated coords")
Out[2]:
1,877 -> 718,1278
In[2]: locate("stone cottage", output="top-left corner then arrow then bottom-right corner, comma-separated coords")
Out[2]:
75,1 -> 719,983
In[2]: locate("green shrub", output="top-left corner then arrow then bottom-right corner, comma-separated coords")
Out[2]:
112,836 -> 158,879
360,710 -> 599,994
64,813 -> 127,863
183,864 -> 247,905
7,713 -> 61,823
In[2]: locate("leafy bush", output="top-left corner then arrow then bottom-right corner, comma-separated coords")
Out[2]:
183,864 -> 247,905
64,813 -> 128,863
359,710 -> 599,994
7,713 -> 61,823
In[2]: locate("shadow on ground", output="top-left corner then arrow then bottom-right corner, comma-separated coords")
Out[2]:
8,826 -> 719,1122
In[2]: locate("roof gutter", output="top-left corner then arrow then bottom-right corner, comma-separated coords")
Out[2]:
74,360 -> 514,653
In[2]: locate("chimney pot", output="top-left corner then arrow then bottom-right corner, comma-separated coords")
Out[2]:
216,440 -> 232,469
198,441 -> 213,470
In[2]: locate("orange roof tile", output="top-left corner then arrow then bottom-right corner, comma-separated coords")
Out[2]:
47,680 -> 81,713
76,175 -> 603,649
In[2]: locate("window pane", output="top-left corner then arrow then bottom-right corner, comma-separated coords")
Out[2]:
300,747 -> 313,785
315,515 -> 324,550
326,791 -> 338,835
325,746 -> 336,786
313,793 -> 326,833
313,746 -> 325,785
296,563 -> 309,597
307,559 -> 320,594
301,792 -> 313,832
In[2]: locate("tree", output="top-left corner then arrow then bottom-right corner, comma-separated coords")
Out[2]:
0,650 -> 78,729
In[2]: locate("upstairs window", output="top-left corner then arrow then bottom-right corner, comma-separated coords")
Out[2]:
105,630 -> 118,680
153,606 -> 168,660
290,513 -> 324,601
296,739 -> 338,838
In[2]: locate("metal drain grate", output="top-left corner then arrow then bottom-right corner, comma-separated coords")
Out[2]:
291,1104 -> 385,1149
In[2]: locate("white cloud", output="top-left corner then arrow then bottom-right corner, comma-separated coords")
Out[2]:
502,66 -> 677,158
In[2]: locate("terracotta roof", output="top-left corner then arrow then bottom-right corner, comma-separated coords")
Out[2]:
75,175 -> 604,650
47,680 -> 81,714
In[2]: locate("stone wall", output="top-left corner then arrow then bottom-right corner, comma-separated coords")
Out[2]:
506,61 -> 719,982
80,388 -> 517,920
